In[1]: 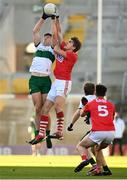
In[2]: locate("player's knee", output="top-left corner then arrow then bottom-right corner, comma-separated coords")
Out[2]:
35,105 -> 41,115
76,144 -> 80,151
55,103 -> 62,112
42,103 -> 50,114
42,107 -> 49,114
76,142 -> 83,151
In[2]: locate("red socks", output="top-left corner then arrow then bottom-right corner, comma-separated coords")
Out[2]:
39,115 -> 49,137
56,111 -> 64,133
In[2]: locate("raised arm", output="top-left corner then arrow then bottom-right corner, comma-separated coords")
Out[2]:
51,16 -> 58,47
54,44 -> 66,58
33,11 -> 50,46
56,16 -> 63,44
33,18 -> 44,46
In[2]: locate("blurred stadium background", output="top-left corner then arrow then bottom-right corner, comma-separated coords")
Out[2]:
0,0 -> 127,156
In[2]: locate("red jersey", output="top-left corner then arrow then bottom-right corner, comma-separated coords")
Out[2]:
54,41 -> 78,80
83,97 -> 115,131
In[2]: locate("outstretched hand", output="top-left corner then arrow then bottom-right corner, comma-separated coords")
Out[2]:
51,8 -> 59,19
42,9 -> 51,20
84,113 -> 90,125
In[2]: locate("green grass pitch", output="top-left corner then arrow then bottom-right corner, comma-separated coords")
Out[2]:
0,155 -> 127,179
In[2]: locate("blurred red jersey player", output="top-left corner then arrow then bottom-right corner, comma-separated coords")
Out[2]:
76,84 -> 115,175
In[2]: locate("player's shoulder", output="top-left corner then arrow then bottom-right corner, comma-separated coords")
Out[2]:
107,99 -> 115,106
66,51 -> 78,61
39,43 -> 54,51
87,98 -> 96,105
85,95 -> 96,102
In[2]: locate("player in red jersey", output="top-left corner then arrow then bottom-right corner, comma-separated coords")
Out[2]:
75,84 -> 115,175
29,12 -> 82,145
67,82 -> 112,176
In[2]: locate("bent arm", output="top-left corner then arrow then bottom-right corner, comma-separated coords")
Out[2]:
54,44 -> 66,58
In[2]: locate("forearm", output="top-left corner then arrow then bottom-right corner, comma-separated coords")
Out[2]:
54,44 -> 66,57
33,18 -> 45,34
51,18 -> 58,47
56,18 -> 61,34
71,109 -> 81,125
56,18 -> 63,44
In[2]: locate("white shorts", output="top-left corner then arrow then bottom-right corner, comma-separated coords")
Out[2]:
88,131 -> 115,145
47,79 -> 72,102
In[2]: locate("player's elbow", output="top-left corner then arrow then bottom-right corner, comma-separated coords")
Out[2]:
32,28 -> 38,35
32,30 -> 36,36
80,113 -> 84,117
54,46 -> 59,54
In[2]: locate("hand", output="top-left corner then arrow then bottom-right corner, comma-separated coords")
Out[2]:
51,14 -> 56,19
42,9 -> 51,20
51,9 -> 59,19
84,113 -> 90,124
81,97 -> 88,106
67,123 -> 73,131
84,117 -> 90,125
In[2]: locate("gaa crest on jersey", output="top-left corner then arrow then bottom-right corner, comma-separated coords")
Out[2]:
57,54 -> 64,62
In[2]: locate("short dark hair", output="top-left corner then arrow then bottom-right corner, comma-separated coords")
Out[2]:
44,33 -> 52,37
96,84 -> 107,97
84,82 -> 95,95
71,37 -> 82,52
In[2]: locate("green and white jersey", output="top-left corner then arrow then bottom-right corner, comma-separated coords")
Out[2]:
29,43 -> 55,75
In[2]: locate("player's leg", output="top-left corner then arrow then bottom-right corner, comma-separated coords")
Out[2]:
80,132 -> 96,169
28,76 -> 44,145
30,99 -> 54,144
111,139 -> 116,156
118,138 -> 123,156
32,92 -> 43,130
91,131 -> 115,176
32,93 -> 52,149
29,77 -> 54,145
74,134 -> 97,172
29,76 -> 51,133
86,144 -> 109,176
42,93 -> 52,148
50,80 -> 72,139
93,146 -> 112,176
46,115 -> 52,148
52,96 -> 65,139
86,148 -> 96,166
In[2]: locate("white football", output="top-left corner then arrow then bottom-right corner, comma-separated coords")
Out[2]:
43,3 -> 56,15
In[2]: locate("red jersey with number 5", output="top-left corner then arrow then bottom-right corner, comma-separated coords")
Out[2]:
83,97 -> 115,131
54,41 -> 78,80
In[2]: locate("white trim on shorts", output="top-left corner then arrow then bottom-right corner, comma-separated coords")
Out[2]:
47,79 -> 72,102
88,131 -> 115,145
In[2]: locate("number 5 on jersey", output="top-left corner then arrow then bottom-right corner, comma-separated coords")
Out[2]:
98,105 -> 109,117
